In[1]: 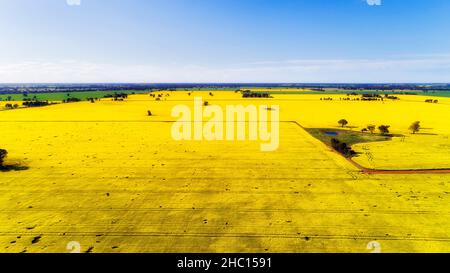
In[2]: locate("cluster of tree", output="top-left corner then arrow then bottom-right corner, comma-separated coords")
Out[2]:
242,91 -> 270,98
104,93 -> 129,101
150,93 -> 170,99
0,149 -> 7,167
361,125 -> 376,134
87,98 -> 98,103
425,99 -> 439,103
22,100 -> 52,107
331,138 -> 357,158
4,103 -> 19,109
361,97 -> 382,101
359,93 -> 400,101
362,122 -> 421,135
378,125 -> 391,135
384,94 -> 399,100
362,94 -> 382,98
320,97 -> 334,101
360,124 -> 390,135
62,97 -> 81,103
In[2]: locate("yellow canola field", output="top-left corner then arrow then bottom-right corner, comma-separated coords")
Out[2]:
0,91 -> 449,253
245,87 -> 315,92
276,94 -> 450,170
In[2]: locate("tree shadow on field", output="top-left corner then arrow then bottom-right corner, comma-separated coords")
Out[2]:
0,164 -> 29,172
415,132 -> 438,136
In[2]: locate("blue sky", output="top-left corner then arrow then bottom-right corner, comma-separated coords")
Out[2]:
0,0 -> 450,83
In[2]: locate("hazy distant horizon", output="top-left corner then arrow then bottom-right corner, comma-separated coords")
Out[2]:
1,83 -> 450,86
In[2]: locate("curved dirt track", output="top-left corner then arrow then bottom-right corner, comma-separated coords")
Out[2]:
347,157 -> 450,175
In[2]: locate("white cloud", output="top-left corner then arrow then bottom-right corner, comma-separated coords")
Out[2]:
366,0 -> 382,6
66,0 -> 81,6
1,56 -> 450,83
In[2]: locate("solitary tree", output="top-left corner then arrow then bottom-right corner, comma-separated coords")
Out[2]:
367,125 -> 376,134
338,119 -> 348,128
409,121 -> 421,134
0,149 -> 7,167
378,125 -> 390,135
147,110 -> 152,116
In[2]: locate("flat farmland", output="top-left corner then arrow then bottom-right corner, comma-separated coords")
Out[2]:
0,92 -> 449,252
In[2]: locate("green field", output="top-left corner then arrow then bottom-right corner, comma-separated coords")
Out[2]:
304,128 -> 393,147
1,89 -> 450,102
0,90 -> 149,102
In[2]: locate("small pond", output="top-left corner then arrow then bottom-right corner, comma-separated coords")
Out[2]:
324,131 -> 338,137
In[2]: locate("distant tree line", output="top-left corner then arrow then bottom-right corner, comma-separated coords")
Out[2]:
62,97 -> 81,103
103,93 -> 129,101
22,100 -> 52,107
242,91 -> 271,98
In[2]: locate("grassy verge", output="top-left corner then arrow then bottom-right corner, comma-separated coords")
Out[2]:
0,90 -> 148,102
305,128 -> 392,157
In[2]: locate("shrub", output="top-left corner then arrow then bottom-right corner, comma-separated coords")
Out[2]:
378,125 -> 390,135
367,125 -> 376,134
22,100 -> 51,107
0,149 -> 7,167
409,121 -> 421,134
330,138 -> 356,158
242,91 -> 270,98
64,97 -> 81,103
147,110 -> 152,116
